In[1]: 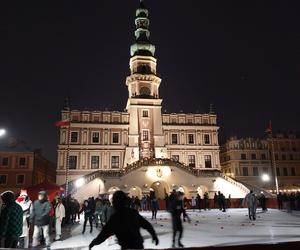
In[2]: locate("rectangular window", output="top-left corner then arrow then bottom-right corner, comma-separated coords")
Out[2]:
291,167 -> 296,176
188,134 -> 194,144
283,167 -> 288,176
204,155 -> 212,168
235,167 -> 239,176
204,134 -> 210,144
16,174 -> 25,185
251,154 -> 256,160
1,157 -> 9,166
19,157 -> 26,166
282,154 -> 286,160
263,167 -> 268,174
289,154 -> 294,160
142,130 -> 149,141
111,156 -> 120,169
112,133 -> 119,144
253,167 -> 259,176
242,167 -> 248,176
241,154 -> 246,160
92,132 -> 100,143
0,175 -> 7,185
142,110 -> 149,117
91,156 -> 100,169
171,134 -> 178,144
275,154 -> 279,160
188,155 -> 196,167
261,154 -> 266,160
276,167 -> 280,176
71,132 -> 78,143
69,156 -> 77,169
171,155 -> 179,162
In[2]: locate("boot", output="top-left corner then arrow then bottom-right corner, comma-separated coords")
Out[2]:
178,240 -> 184,248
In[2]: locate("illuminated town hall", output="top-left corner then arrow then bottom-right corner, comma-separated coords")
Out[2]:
56,1 -> 248,200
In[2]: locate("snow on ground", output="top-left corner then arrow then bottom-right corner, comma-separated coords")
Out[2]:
51,208 -> 300,250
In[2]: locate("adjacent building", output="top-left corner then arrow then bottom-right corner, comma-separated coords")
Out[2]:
0,140 -> 56,193
220,134 -> 300,192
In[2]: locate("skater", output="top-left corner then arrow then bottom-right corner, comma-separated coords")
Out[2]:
243,190 -> 258,220
218,191 -> 226,212
54,197 -> 65,241
80,199 -> 94,234
30,190 -> 51,250
191,196 -> 196,210
196,193 -> 201,211
150,190 -> 158,220
16,189 -> 32,248
204,192 -> 209,210
89,191 -> 159,250
277,192 -> 283,210
170,191 -> 185,248
0,191 -> 23,248
259,192 -> 267,212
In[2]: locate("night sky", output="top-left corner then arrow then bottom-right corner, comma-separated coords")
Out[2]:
0,0 -> 299,162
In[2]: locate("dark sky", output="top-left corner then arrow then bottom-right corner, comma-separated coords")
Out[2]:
1,0 -> 299,162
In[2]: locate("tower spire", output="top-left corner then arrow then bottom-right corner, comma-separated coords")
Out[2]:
130,0 -> 155,57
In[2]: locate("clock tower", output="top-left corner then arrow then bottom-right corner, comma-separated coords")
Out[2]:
124,0 -> 166,165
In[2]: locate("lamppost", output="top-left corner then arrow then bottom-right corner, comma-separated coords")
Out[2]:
0,129 -> 6,137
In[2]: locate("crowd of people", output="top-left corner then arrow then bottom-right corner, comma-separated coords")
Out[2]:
1,187 -> 299,249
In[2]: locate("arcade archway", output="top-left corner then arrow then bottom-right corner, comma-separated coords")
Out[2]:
150,180 -> 170,199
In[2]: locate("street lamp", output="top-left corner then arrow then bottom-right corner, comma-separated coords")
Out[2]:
0,129 -> 6,137
262,174 -> 270,182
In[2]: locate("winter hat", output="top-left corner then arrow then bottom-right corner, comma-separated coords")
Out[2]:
38,190 -> 47,196
112,190 -> 129,210
1,191 -> 15,204
20,189 -> 28,197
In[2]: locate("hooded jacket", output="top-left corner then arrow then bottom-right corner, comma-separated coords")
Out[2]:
0,191 -> 23,237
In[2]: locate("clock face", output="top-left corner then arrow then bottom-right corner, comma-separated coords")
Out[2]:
142,120 -> 149,127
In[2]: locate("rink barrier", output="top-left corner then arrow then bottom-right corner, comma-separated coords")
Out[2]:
1,241 -> 300,250
157,198 -> 279,210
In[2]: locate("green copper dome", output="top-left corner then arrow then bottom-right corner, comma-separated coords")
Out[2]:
130,0 -> 156,57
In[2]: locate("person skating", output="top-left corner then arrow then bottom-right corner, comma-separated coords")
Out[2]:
243,190 -> 258,220
218,191 -> 226,212
259,192 -> 267,212
0,191 -> 23,248
170,191 -> 186,248
54,197 -> 65,241
30,190 -> 51,250
80,199 -> 93,234
89,191 -> 159,250
16,189 -> 32,248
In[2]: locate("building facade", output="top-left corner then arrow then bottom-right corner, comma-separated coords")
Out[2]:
0,142 -> 56,193
220,134 -> 300,192
56,1 -> 248,200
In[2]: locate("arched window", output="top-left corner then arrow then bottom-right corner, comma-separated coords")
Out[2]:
140,87 -> 151,96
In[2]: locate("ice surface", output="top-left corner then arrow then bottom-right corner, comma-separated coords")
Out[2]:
51,208 -> 300,250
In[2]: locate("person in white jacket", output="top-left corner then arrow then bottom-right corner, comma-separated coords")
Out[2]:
243,190 -> 258,220
16,189 -> 32,248
54,197 -> 65,241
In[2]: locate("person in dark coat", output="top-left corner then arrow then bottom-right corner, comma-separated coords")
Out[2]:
259,192 -> 267,212
89,191 -> 159,250
218,191 -> 226,212
80,199 -> 94,234
30,190 -> 51,249
0,191 -> 23,248
170,191 -> 185,248
277,192 -> 283,210
196,193 -> 201,211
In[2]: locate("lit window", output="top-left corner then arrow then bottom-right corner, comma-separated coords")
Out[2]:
111,156 -> 120,169
92,132 -> 100,143
204,134 -> 210,144
69,156 -> 77,169
91,156 -> 100,169
142,110 -> 149,117
188,155 -> 195,167
171,134 -> 178,144
188,134 -> 194,144
142,130 -> 149,141
112,133 -> 119,144
204,155 -> 212,168
71,132 -> 78,143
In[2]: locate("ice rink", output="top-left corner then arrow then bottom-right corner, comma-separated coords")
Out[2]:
51,208 -> 300,249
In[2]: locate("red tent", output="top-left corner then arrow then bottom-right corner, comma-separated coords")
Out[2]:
27,181 -> 64,202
